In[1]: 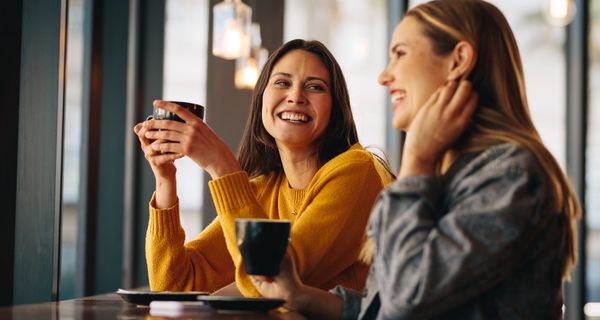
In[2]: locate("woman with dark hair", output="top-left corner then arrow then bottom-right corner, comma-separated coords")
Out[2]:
134,39 -> 392,297
250,1 -> 581,319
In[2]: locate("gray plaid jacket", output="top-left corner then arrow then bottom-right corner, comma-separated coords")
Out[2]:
333,143 -> 567,320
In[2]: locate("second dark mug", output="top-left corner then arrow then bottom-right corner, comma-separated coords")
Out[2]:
235,218 -> 291,277
149,101 -> 204,122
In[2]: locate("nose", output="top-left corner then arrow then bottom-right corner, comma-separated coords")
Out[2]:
378,64 -> 393,87
287,85 -> 306,105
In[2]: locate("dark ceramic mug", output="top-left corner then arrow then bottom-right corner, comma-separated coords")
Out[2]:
235,218 -> 291,276
147,101 -> 204,122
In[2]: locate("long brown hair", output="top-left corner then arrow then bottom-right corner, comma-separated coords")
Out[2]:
402,0 -> 581,280
237,39 -> 359,178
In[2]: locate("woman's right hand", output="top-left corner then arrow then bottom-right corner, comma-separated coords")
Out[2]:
134,122 -> 182,180
143,100 -> 241,180
134,122 -> 182,208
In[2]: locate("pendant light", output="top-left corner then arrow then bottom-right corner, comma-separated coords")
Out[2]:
212,0 -> 252,59
235,23 -> 269,89
545,0 -> 576,26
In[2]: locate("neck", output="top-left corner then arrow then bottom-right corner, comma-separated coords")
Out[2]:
278,145 -> 319,189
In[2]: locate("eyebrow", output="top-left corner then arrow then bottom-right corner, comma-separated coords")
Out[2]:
270,72 -> 329,86
389,42 -> 408,54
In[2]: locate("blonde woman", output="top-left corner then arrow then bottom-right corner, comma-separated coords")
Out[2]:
250,0 -> 581,319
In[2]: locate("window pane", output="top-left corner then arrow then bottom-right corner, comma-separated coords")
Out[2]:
410,0 -> 567,165
284,0 -> 387,148
588,0 -> 600,308
60,0 -> 85,300
163,0 -> 208,240
491,1 -> 566,167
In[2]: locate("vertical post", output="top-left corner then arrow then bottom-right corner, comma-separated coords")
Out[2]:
76,0 -> 98,297
90,0 -> 131,294
13,0 -> 67,304
122,0 -> 141,290
131,0 -> 166,288
77,0 -> 131,295
564,0 -> 588,319
385,0 -> 409,172
0,0 -> 23,307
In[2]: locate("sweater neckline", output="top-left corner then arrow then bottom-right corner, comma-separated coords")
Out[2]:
281,176 -> 308,216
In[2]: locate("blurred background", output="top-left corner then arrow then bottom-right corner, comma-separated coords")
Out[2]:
2,0 -> 598,318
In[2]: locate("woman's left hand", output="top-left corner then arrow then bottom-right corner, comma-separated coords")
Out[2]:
400,80 -> 478,178
250,255 -> 304,310
143,100 -> 241,179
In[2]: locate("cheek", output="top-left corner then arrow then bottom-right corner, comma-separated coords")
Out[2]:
261,106 -> 273,133
260,95 -> 271,127
317,99 -> 333,127
261,107 -> 268,126
262,93 -> 274,116
412,77 -> 441,109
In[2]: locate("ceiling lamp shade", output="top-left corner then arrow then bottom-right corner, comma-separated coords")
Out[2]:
212,0 -> 252,59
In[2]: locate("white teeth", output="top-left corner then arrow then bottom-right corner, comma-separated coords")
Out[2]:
280,111 -> 309,123
391,92 -> 406,104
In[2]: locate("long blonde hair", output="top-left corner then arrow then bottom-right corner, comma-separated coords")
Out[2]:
363,0 -> 580,280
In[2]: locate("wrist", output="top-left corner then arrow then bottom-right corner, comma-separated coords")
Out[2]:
286,284 -> 310,312
154,169 -> 176,184
206,160 -> 241,180
154,177 -> 177,209
155,175 -> 176,191
399,156 -> 436,179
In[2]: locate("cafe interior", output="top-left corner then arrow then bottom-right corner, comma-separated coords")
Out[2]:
1,0 -> 599,318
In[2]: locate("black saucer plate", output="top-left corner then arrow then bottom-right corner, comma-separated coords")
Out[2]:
196,296 -> 285,313
116,289 -> 209,306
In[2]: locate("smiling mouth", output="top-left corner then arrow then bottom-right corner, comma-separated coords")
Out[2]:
391,90 -> 406,104
278,111 -> 311,123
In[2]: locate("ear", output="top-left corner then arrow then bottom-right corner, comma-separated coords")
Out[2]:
446,41 -> 476,81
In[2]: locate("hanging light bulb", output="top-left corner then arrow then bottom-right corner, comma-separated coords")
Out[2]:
545,0 -> 576,26
235,57 -> 259,89
235,23 -> 269,89
212,0 -> 252,59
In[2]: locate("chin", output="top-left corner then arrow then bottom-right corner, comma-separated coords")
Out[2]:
392,116 -> 409,131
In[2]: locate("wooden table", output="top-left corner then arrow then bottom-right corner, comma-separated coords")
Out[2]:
0,293 -> 307,319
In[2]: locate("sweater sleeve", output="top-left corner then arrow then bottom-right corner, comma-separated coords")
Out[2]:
209,155 -> 388,297
145,193 -> 234,292
369,148 -> 551,319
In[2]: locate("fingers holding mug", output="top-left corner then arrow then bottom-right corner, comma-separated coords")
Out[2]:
153,100 -> 205,124
145,140 -> 183,164
135,123 -> 157,153
150,140 -> 182,156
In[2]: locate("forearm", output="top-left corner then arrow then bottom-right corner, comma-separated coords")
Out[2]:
146,243 -> 194,291
146,202 -> 189,291
146,201 -> 235,292
290,285 -> 342,320
154,175 -> 177,208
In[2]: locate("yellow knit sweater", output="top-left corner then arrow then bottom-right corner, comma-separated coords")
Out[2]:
145,143 -> 392,296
